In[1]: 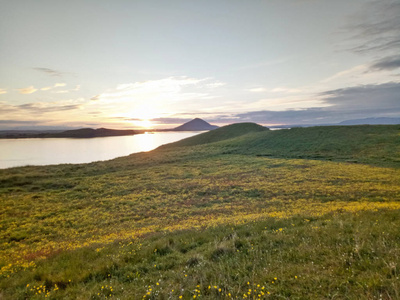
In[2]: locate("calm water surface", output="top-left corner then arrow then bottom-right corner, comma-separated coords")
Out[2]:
0,131 -> 201,169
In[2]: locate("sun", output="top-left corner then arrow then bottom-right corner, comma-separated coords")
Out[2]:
133,119 -> 153,129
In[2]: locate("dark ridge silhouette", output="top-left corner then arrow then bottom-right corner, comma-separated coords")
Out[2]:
0,128 -> 137,139
52,128 -> 137,138
173,118 -> 218,131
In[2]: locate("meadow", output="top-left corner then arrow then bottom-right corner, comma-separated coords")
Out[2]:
0,124 -> 399,299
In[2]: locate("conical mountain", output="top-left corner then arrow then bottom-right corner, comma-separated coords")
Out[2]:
173,118 -> 218,131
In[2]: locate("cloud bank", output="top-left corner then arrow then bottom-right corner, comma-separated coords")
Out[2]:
163,82 -> 400,126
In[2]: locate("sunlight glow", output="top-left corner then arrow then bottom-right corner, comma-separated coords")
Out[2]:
131,119 -> 153,129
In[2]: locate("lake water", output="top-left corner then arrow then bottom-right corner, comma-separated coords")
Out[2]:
0,131 -> 201,169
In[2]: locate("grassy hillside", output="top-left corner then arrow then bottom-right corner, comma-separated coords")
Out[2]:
163,123 -> 267,147
0,124 -> 399,299
167,124 -> 400,167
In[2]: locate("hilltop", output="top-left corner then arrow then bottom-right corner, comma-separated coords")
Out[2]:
172,118 -> 218,131
163,122 -> 267,147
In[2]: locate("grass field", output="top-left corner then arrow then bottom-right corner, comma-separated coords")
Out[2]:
0,124 -> 399,299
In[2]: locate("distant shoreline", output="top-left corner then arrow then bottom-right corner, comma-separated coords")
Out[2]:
0,128 -> 212,139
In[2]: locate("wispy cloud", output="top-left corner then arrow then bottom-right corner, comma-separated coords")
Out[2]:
40,83 -> 68,92
270,87 -> 302,94
369,55 -> 400,71
18,86 -> 38,94
0,99 -> 84,116
33,67 -> 63,77
18,103 -> 81,112
345,0 -> 400,56
0,102 -> 16,113
320,65 -> 367,83
0,88 -> 7,95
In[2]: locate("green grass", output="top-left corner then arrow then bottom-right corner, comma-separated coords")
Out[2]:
0,124 -> 399,299
163,123 -> 267,147
166,124 -> 400,167
1,210 -> 400,299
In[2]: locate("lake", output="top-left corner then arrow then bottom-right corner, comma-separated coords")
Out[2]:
0,131 -> 201,169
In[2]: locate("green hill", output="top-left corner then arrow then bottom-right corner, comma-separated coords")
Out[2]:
163,122 -> 267,147
166,124 -> 400,167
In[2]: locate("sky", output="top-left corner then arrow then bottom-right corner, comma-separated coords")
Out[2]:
0,0 -> 399,130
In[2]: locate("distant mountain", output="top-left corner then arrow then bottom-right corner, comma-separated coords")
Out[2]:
338,117 -> 400,125
173,118 -> 219,131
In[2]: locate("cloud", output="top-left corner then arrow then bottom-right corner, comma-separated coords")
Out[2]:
33,67 -> 63,77
221,109 -> 333,125
320,82 -> 400,112
369,55 -> 400,71
345,0 -> 400,55
0,99 -> 84,117
0,102 -> 16,113
320,65 -> 367,83
270,87 -> 302,94
18,86 -> 38,94
17,103 -> 81,112
90,95 -> 100,101
109,77 -> 210,97
0,88 -> 7,95
54,83 -> 66,88
206,82 -> 400,125
17,83 -> 68,94
0,120 -> 39,125
40,83 -> 71,92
